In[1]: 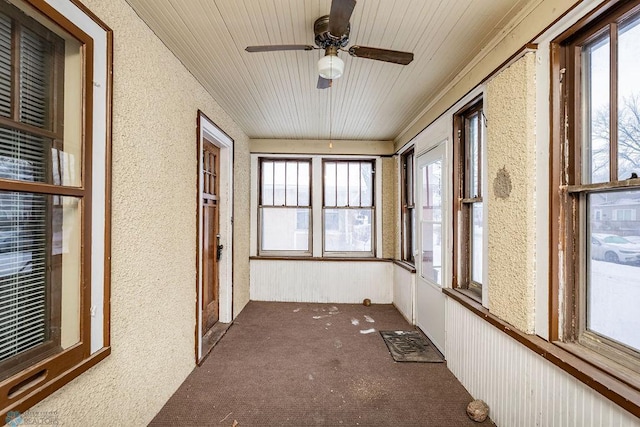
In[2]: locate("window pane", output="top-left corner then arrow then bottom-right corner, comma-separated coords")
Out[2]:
324,208 -> 372,252
324,162 -> 336,206
587,190 -> 640,352
260,208 -> 310,251
404,206 -> 414,263
0,127 -> 50,182
285,161 -> 298,206
427,161 -> 442,220
0,192 -> 81,381
421,160 -> 442,285
298,161 -> 310,206
19,27 -> 53,129
361,162 -> 373,207
261,161 -> 273,205
617,17 -> 640,181
471,202 -> 483,285
273,162 -> 285,206
336,163 -> 348,206
349,162 -> 360,206
583,35 -> 610,184
468,113 -> 480,198
407,154 -> 414,204
421,223 -> 442,285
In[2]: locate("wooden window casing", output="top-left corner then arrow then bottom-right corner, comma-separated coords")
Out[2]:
401,149 -> 415,264
453,98 -> 484,299
0,0 -> 112,418
322,159 -> 375,257
258,158 -> 312,256
551,0 -> 640,388
0,0 -> 69,381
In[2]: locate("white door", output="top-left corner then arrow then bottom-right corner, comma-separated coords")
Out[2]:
415,143 -> 447,355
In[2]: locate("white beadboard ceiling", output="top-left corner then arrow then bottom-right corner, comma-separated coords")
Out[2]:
125,0 -> 532,141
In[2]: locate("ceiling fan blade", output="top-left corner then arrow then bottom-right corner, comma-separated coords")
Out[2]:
317,76 -> 332,89
328,0 -> 356,37
348,45 -> 414,65
245,45 -> 315,53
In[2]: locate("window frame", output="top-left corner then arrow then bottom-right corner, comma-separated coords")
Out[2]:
551,0 -> 640,387
453,97 -> 484,300
257,157 -> 312,256
401,148 -> 415,264
322,159 -> 376,257
0,0 -> 112,418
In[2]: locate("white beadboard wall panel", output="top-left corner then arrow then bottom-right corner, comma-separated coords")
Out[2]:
446,298 -> 640,427
125,0 -> 533,140
250,260 -> 392,303
392,264 -> 414,324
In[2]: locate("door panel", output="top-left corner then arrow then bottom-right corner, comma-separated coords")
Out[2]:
202,203 -> 219,331
416,144 -> 447,355
202,141 -> 220,335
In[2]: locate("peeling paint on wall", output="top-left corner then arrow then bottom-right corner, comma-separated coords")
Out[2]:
493,166 -> 513,199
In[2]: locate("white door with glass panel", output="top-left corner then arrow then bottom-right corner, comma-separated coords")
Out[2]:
415,144 -> 447,355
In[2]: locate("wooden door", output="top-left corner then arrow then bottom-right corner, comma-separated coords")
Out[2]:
202,141 -> 220,333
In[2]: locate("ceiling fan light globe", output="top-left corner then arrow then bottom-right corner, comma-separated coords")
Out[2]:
317,55 -> 344,79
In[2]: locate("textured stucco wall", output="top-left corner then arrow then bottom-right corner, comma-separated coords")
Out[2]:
485,52 -> 537,333
28,0 -> 250,424
382,157 -> 397,259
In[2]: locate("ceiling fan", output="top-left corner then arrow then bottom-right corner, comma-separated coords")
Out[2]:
245,0 -> 414,89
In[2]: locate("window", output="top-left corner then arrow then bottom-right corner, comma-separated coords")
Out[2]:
401,149 -> 415,264
553,1 -> 640,375
258,158 -> 311,254
323,160 -> 374,256
612,208 -> 636,221
453,99 -> 484,298
254,155 -> 379,258
0,0 -> 111,415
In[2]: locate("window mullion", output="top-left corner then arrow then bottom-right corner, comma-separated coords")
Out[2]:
333,161 -> 337,206
271,161 -> 275,206
609,22 -> 618,182
284,161 -> 288,206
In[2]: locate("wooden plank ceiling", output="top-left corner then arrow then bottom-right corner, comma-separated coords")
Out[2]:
125,0 -> 533,141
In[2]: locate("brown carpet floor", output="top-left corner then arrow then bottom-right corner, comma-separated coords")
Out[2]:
150,302 -> 494,426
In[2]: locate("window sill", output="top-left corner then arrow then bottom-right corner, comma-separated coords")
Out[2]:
442,288 -> 640,417
250,256 -> 392,262
2,347 -> 110,420
392,260 -> 416,273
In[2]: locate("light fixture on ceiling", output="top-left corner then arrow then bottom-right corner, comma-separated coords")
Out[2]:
318,46 -> 344,80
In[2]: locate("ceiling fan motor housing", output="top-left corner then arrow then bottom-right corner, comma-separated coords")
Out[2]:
314,15 -> 350,49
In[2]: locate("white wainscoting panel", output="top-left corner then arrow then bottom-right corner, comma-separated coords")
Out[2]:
393,264 -> 414,324
250,260 -> 393,303
446,298 -> 640,427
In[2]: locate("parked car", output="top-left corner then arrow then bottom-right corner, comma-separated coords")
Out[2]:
591,233 -> 640,264
623,236 -> 640,244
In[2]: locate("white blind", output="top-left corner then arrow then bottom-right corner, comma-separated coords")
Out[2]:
19,26 -> 51,128
0,128 -> 48,182
0,192 -> 47,362
0,11 -> 55,364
